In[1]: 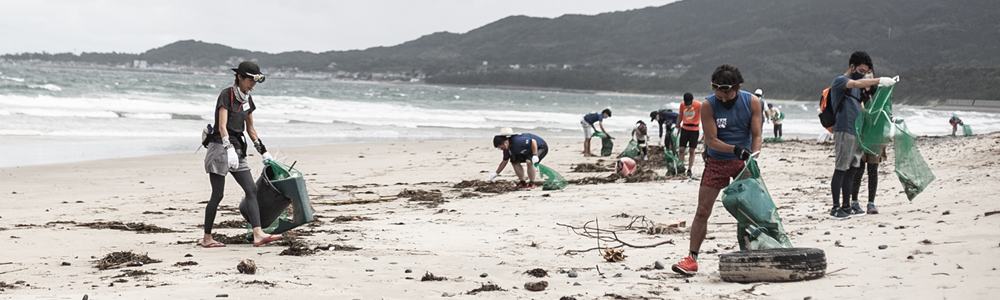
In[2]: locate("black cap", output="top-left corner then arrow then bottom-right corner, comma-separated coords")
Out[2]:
231,61 -> 262,76
650,111 -> 658,121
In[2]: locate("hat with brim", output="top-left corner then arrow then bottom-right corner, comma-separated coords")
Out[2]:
231,61 -> 263,77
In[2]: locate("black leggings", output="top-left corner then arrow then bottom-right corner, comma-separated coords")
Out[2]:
204,171 -> 260,234
831,167 -> 858,208
773,124 -> 783,138
851,163 -> 878,203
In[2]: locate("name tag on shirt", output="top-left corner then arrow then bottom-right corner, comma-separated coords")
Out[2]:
242,102 -> 251,111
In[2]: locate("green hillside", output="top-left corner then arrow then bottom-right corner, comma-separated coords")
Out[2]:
5,0 -> 999,103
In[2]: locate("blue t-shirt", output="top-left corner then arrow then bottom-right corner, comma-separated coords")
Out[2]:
583,112 -> 603,124
706,90 -> 754,160
656,110 -> 680,137
829,75 -> 862,134
508,133 -> 547,158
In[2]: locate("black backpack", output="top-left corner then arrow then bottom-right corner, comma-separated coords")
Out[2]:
818,87 -> 858,128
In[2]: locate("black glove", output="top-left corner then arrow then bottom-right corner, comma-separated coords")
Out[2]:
253,139 -> 268,155
733,145 -> 751,160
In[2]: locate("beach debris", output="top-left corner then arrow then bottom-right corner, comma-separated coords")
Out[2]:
421,272 -> 446,281
878,245 -> 889,250
331,215 -> 375,222
571,162 -> 612,172
211,233 -> 251,245
61,262 -> 71,266
569,169 -> 660,185
95,251 -> 162,270
237,259 -> 257,274
567,270 -> 578,278
602,248 -> 626,262
216,294 -> 228,297
558,220 -> 674,255
173,261 -> 198,267
525,268 -> 548,277
654,261 -> 665,270
113,270 -> 154,278
459,192 -> 480,198
405,269 -> 413,273
479,273 -> 488,278
397,189 -> 445,207
524,280 -> 548,292
985,210 -> 1000,217
0,281 -> 17,291
243,280 -> 277,287
560,296 -> 578,300
467,283 -> 506,295
77,221 -> 178,233
919,239 -> 933,245
206,219 -> 247,229
452,180 -> 512,194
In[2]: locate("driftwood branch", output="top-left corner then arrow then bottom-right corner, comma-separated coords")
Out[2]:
558,220 -> 674,255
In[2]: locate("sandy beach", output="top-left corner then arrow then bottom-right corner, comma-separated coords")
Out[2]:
1,133 -> 999,299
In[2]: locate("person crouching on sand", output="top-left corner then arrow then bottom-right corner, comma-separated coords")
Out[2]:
493,130 -> 548,190
201,61 -> 281,248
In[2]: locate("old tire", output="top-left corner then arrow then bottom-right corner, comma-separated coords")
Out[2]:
718,247 -> 826,283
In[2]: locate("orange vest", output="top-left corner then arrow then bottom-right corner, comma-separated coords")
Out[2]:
679,100 -> 702,131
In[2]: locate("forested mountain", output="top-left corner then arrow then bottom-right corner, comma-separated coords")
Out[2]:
5,0 -> 999,103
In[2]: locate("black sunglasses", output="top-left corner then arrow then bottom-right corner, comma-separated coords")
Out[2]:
711,83 -> 736,92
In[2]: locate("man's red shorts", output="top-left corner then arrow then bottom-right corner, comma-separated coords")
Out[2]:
700,157 -> 747,189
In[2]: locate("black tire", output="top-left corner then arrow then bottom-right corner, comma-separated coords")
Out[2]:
718,247 -> 826,283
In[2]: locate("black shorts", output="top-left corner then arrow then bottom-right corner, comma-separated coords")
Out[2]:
510,146 -> 548,164
679,129 -> 699,148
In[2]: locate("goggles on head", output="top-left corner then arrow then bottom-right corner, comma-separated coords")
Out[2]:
242,73 -> 265,83
711,82 -> 736,92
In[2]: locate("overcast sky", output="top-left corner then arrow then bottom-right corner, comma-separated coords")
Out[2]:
0,0 -> 676,55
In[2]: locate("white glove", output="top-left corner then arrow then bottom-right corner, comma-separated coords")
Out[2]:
531,155 -> 539,164
226,147 -> 239,169
488,172 -> 498,181
878,76 -> 899,87
261,152 -> 274,162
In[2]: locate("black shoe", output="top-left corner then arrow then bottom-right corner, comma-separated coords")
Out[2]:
828,207 -> 851,220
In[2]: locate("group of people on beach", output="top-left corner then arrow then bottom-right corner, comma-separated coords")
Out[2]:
198,56 -> 901,280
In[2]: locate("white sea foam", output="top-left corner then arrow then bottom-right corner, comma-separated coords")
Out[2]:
28,84 -> 62,91
1,75 -> 25,82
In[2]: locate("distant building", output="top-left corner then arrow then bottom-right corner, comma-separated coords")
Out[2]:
133,60 -> 148,69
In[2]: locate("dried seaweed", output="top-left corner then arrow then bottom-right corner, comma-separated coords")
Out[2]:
173,261 -> 198,267
331,215 -> 375,223
525,268 -> 548,277
397,189 -> 445,207
244,280 -> 277,287
113,269 -> 155,278
571,163 -> 612,172
211,232 -> 251,245
95,251 -> 162,270
467,283 -> 506,295
78,221 -> 178,233
453,180 -> 512,194
421,272 -> 447,281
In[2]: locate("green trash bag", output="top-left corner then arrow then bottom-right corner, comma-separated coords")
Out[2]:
592,132 -> 613,156
619,140 -> 640,159
763,137 -> 785,143
893,119 -> 936,201
662,146 -> 686,176
856,85 -> 894,156
721,158 -> 793,250
962,124 -> 973,136
536,163 -> 568,190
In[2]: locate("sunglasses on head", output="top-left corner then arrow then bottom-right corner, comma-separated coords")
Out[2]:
243,73 -> 266,83
711,83 -> 736,92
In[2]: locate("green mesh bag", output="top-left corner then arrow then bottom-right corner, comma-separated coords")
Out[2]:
893,119 -> 936,201
618,140 -> 640,159
962,124 -> 973,136
592,132 -> 613,156
856,85 -> 894,156
721,158 -> 793,250
662,146 -> 686,176
536,163 -> 568,190
763,137 -> 785,143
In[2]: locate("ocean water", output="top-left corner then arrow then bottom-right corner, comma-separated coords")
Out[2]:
1,64 -> 997,167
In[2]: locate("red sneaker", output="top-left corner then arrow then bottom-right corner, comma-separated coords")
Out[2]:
526,183 -> 536,190
672,256 -> 698,275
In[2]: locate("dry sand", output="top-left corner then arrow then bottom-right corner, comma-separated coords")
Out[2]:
1,134 -> 999,299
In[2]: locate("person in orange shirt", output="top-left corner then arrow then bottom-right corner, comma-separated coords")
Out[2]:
675,92 -> 702,177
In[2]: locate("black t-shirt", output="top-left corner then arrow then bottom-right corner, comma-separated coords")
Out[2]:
207,87 -> 256,150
